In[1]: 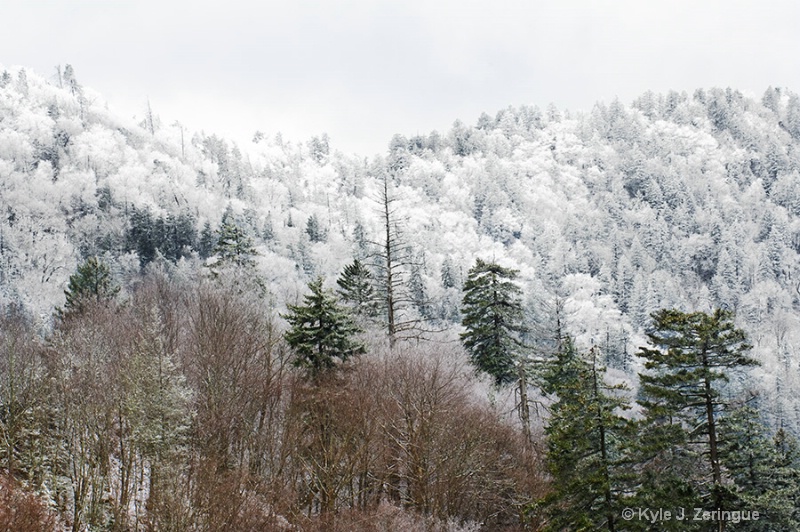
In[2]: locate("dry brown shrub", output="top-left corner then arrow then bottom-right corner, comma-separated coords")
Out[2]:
0,473 -> 59,531
285,343 -> 549,529
298,501 -> 483,532
369,344 -> 548,528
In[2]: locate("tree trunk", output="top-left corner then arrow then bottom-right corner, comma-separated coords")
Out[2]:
517,365 -> 532,444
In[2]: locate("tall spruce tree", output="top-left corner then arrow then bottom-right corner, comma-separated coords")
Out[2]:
283,277 -> 365,378
537,341 -> 632,531
460,258 -> 525,385
336,259 -> 378,319
636,308 -> 758,525
60,256 -> 119,317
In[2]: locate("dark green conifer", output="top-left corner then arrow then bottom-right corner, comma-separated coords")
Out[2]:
636,309 -> 758,519
336,259 -> 378,318
127,207 -> 157,266
213,222 -> 257,267
305,214 -> 326,243
162,212 -> 197,262
537,340 -> 632,531
198,221 -> 216,259
283,277 -> 365,378
460,258 -> 525,385
718,407 -> 800,530
61,256 -> 119,316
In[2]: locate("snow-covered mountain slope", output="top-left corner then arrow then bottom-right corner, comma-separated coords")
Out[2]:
2,64 -> 800,429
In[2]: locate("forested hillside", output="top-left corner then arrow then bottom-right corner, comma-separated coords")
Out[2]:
3,65 -> 800,426
2,64 -> 800,529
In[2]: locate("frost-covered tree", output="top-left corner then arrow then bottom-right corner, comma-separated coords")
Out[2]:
370,172 -> 419,346
440,257 -> 457,290
15,68 -> 28,97
305,213 -> 326,243
408,257 -> 430,319
63,64 -> 81,97
118,304 -> 191,529
308,133 -> 330,164
212,222 -> 257,268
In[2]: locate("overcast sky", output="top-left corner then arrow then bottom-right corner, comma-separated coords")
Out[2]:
3,0 -> 799,155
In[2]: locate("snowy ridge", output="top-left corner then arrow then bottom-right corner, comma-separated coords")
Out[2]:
2,64 -> 800,431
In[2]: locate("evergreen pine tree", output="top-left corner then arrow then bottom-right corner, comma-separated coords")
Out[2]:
460,258 -> 525,385
636,308 -> 758,521
283,277 -> 365,378
127,207 -> 157,266
718,406 -> 800,530
537,341 -> 632,531
198,222 -> 216,259
408,260 -> 430,319
440,257 -> 457,289
162,212 -> 197,262
213,222 -> 257,267
771,429 -> 800,523
336,259 -> 378,319
61,256 -> 120,316
262,214 -> 275,241
305,214 -> 326,243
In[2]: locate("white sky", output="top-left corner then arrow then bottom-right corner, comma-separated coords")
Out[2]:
3,0 -> 799,156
